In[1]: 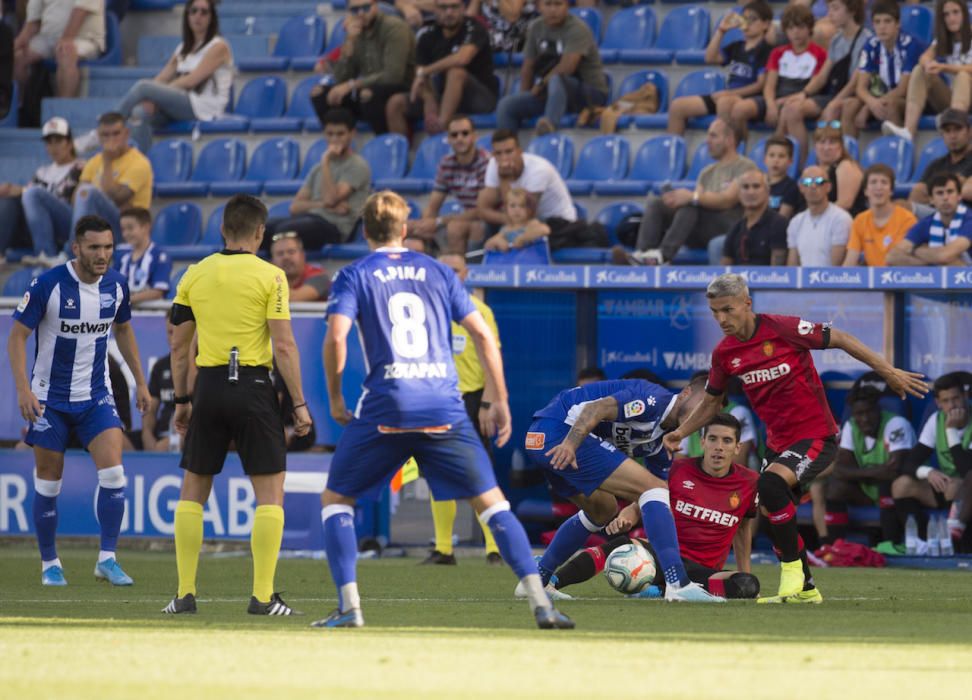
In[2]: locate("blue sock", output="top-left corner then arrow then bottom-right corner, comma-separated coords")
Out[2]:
483,507 -> 537,580
322,505 -> 358,610
538,511 -> 600,585
639,489 -> 688,587
97,486 -> 125,553
33,493 -> 58,562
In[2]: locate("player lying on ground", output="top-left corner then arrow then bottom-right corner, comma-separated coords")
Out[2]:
552,414 -> 760,599
523,374 -> 726,602
314,191 -> 573,629
663,273 -> 929,604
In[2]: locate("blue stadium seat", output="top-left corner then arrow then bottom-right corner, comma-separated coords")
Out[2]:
594,201 -> 643,246
152,202 -> 203,247
669,69 -> 726,129
380,133 -> 451,193
137,35 -> 180,66
569,7 -> 602,42
232,76 -> 288,132
640,6 -> 710,64
483,240 -> 552,265
0,83 -> 17,128
156,138 -> 246,197
220,14 -> 286,35
362,134 -> 410,187
861,135 -> 914,184
527,134 -> 575,179
166,266 -> 188,299
202,205 -> 225,248
596,135 -> 686,195
148,139 -> 193,187
268,200 -> 294,219
211,137 -> 300,196
671,141 -> 720,188
2,267 -> 43,297
440,199 -> 464,217
287,75 -> 326,131
614,69 -> 669,128
573,201 -> 587,221
750,136 -> 800,178
231,34 -> 278,72
276,15 -> 328,71
266,138 -> 329,195
899,5 -> 933,46
600,6 -> 656,64
911,137 -> 947,184
405,198 -> 422,219
41,97 -> 117,132
327,18 -> 346,52
568,135 -> 630,195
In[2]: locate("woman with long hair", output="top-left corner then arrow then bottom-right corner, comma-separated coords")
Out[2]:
813,121 -> 866,216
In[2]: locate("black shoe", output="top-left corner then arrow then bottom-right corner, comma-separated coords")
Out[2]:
247,592 -> 301,616
485,552 -> 504,566
162,593 -> 196,614
535,606 -> 575,630
419,550 -> 457,565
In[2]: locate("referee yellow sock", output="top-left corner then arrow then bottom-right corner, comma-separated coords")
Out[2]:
430,497 -> 456,555
251,505 -> 285,603
174,500 -> 204,598
478,516 -> 500,556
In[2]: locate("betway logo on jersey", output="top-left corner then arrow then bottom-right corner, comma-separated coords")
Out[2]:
740,362 -> 791,386
662,268 -> 723,288
675,499 -> 740,528
732,268 -> 796,287
803,268 -> 866,288
877,269 -> 941,288
592,267 -> 653,287
373,266 -> 427,283
663,352 -> 711,370
59,319 -> 112,335
384,362 -> 448,379
522,267 -> 581,286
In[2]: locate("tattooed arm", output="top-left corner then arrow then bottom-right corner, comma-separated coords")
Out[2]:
545,397 -> 619,470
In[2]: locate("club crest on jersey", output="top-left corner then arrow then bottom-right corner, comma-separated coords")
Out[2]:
797,319 -> 814,336
16,291 -> 29,313
762,341 -> 774,357
728,491 -> 741,509
623,400 -> 645,418
99,293 -> 115,309
525,432 -> 545,450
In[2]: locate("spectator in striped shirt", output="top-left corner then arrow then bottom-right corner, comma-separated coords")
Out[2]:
406,114 -> 489,254
115,207 -> 172,305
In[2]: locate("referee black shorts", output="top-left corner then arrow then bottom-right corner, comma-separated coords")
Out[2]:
181,366 -> 287,476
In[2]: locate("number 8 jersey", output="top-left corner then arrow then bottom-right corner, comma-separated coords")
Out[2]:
325,247 -> 475,429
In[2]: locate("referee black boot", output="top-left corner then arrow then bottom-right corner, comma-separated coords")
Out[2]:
161,593 -> 197,614
248,592 -> 301,616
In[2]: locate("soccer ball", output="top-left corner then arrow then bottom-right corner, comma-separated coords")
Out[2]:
603,541 -> 657,594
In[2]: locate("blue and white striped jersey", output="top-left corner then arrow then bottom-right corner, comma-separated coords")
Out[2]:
12,263 -> 132,409
115,242 -> 171,294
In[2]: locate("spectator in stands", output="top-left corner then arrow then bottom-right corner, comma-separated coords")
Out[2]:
763,135 -> 802,220
115,207 -> 171,305
495,0 -> 608,135
719,169 -> 788,266
842,164 -> 916,266
628,119 -> 758,265
892,372 -> 972,552
887,173 -> 972,266
778,0 -> 872,164
786,165 -> 851,266
142,323 -> 177,452
884,0 -> 972,143
269,231 -> 331,303
823,385 -> 915,546
0,117 -> 83,265
112,0 -> 232,154
730,4 -> 826,140
476,128 -> 577,247
576,366 -> 605,386
396,0 -> 433,29
70,112 -> 153,251
407,114 -> 489,255
310,0 -> 416,134
483,186 -> 549,252
264,109 -> 371,250
667,1 -> 773,136
908,109 -> 972,216
467,0 -> 538,57
842,0 -> 922,139
12,0 -> 105,98
386,0 -> 499,136
813,120 -> 866,216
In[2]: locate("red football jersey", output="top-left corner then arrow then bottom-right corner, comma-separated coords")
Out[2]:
707,314 -> 839,453
669,458 -> 758,570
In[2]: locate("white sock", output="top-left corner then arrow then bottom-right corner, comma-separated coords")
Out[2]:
340,582 -> 361,612
98,550 -> 115,563
519,573 -> 552,611
42,558 -> 62,572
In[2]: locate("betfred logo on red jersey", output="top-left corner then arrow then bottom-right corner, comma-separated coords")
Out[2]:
674,499 -> 740,528
740,362 -> 791,386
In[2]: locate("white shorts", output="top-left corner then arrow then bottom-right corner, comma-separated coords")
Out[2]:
29,34 -> 101,60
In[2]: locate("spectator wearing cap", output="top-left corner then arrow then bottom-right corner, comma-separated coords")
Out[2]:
908,109 -> 972,218
888,173 -> 972,266
812,119 -> 866,217
270,232 -> 331,303
786,165 -> 852,266
12,0 -> 106,98
842,164 -> 916,267
0,117 -> 85,265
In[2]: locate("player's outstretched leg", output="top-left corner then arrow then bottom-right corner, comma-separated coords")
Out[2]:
477,498 -> 574,629
537,510 -> 604,585
93,465 -> 133,586
311,501 -> 365,628
34,470 -> 66,586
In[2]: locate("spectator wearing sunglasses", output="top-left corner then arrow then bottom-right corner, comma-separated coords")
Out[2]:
786,165 -> 851,266
720,169 -> 789,266
813,120 -> 866,216
842,164 -> 916,267
311,0 -> 416,134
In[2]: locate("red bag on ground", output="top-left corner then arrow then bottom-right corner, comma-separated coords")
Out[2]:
813,538 -> 886,567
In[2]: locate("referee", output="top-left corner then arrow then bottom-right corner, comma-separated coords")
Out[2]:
163,194 -> 312,616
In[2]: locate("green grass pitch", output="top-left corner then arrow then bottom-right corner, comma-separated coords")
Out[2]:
2,543 -> 972,699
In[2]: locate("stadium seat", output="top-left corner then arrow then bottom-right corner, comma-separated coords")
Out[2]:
569,7 -> 602,42
861,135 -> 914,185
137,35 -> 180,66
641,6 -> 710,64
899,5 -> 933,46
166,266 -> 188,299
265,138 -> 328,195
287,75 -> 326,131
86,66 -> 156,98
749,136 -> 800,178
670,70 -> 726,129
405,198 -> 422,219
233,76 -> 288,132
0,83 -> 17,129
362,134 -> 410,187
211,137 -> 299,196
599,6 -> 656,64
527,133 -> 575,179
440,199 -> 464,217
483,239 -> 552,265
156,138 -> 246,197
268,200 -> 294,219
148,139 -> 193,187
152,202 -> 202,247
911,137 -> 947,184
327,18 -> 346,52
230,34 -> 278,72
2,267 -> 42,296
594,201 -> 643,246
379,133 -> 451,193
202,205 -> 225,248
41,97 -> 117,133
596,135 -> 686,195
614,70 -> 669,128
568,135 -> 630,195
273,15 -> 327,71
573,201 -> 587,221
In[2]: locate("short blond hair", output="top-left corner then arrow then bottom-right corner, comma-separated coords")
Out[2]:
363,190 -> 410,243
505,186 -> 532,210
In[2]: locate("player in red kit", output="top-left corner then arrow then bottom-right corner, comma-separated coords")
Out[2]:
552,414 -> 761,599
664,273 -> 929,604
